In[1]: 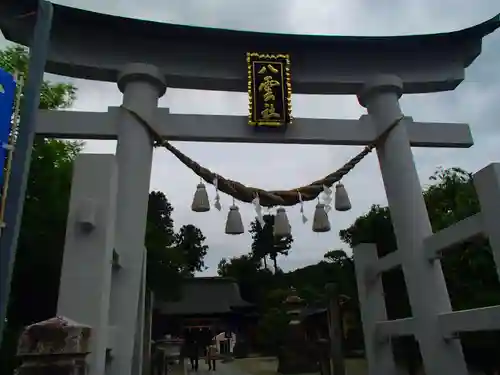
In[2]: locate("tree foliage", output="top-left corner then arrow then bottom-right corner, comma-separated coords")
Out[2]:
145,191 -> 183,300
0,45 -> 77,112
145,192 -> 209,299
255,307 -> 289,355
174,224 -> 208,276
249,214 -> 293,273
217,246 -> 361,353
218,254 -> 274,305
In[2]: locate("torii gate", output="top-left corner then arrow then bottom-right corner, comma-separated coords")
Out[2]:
1,1 -> 499,375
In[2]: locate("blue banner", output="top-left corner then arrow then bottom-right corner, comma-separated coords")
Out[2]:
0,69 -> 16,186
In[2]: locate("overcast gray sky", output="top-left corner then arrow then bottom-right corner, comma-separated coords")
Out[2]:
1,0 -> 500,275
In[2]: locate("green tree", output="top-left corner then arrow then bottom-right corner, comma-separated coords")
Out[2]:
249,217 -> 271,269
146,192 -> 210,298
145,191 -> 184,300
218,254 -> 262,278
424,168 -> 500,309
0,45 -> 76,113
249,214 -> 293,273
218,254 -> 274,304
255,307 -> 289,355
283,248 -> 358,310
324,249 -> 352,268
174,224 -> 209,276
262,288 -> 291,310
0,45 -> 81,374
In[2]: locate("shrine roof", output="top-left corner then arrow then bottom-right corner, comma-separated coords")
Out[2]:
155,277 -> 253,316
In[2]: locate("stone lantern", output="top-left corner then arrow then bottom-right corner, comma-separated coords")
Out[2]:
284,288 -> 305,325
278,288 -> 317,375
16,316 -> 92,375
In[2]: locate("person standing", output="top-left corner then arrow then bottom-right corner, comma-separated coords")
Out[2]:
151,343 -> 164,375
207,340 -> 218,371
188,338 -> 200,372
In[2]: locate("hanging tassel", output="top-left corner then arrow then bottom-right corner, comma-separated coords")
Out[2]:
213,176 -> 222,211
335,182 -> 352,211
298,191 -> 308,224
312,203 -> 331,233
191,181 -> 210,212
321,185 -> 333,213
225,199 -> 244,235
252,194 -> 265,227
274,207 -> 291,237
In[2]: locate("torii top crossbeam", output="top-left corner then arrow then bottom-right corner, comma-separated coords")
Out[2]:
1,0 -> 499,94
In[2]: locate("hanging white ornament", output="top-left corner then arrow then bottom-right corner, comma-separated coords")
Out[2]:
298,191 -> 308,224
225,198 -> 245,235
213,175 -> 222,211
322,185 -> 332,197
252,194 -> 265,227
335,182 -> 352,211
214,199 -> 222,211
274,207 -> 291,237
191,179 -> 210,212
321,185 -> 333,213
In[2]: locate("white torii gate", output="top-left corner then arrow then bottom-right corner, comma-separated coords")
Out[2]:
47,66 -> 473,375
2,2 -> 497,374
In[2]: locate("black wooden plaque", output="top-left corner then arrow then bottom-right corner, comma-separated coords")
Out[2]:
247,53 -> 292,127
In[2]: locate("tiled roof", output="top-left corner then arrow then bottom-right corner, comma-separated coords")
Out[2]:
155,277 -> 252,315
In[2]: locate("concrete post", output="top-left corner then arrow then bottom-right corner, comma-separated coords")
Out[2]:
132,248 -> 147,375
143,289 -> 154,375
357,75 -> 468,375
57,154 -> 118,375
108,63 -> 166,375
16,316 -> 92,375
473,163 -> 500,279
353,244 -> 397,375
325,283 -> 345,375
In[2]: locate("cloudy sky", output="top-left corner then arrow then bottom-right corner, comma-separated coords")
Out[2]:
1,0 -> 500,275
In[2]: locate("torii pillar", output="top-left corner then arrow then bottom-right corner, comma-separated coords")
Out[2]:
108,64 -> 166,375
358,75 -> 468,375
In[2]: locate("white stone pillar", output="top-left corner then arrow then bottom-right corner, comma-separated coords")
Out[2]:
357,75 -> 468,375
353,244 -> 397,374
132,248 -> 147,375
57,154 -> 118,375
473,163 -> 500,279
142,289 -> 154,375
108,64 -> 166,375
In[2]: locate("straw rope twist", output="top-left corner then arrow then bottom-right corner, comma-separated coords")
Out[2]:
120,106 -> 404,207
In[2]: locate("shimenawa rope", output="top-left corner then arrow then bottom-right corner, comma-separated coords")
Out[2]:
120,105 -> 404,207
